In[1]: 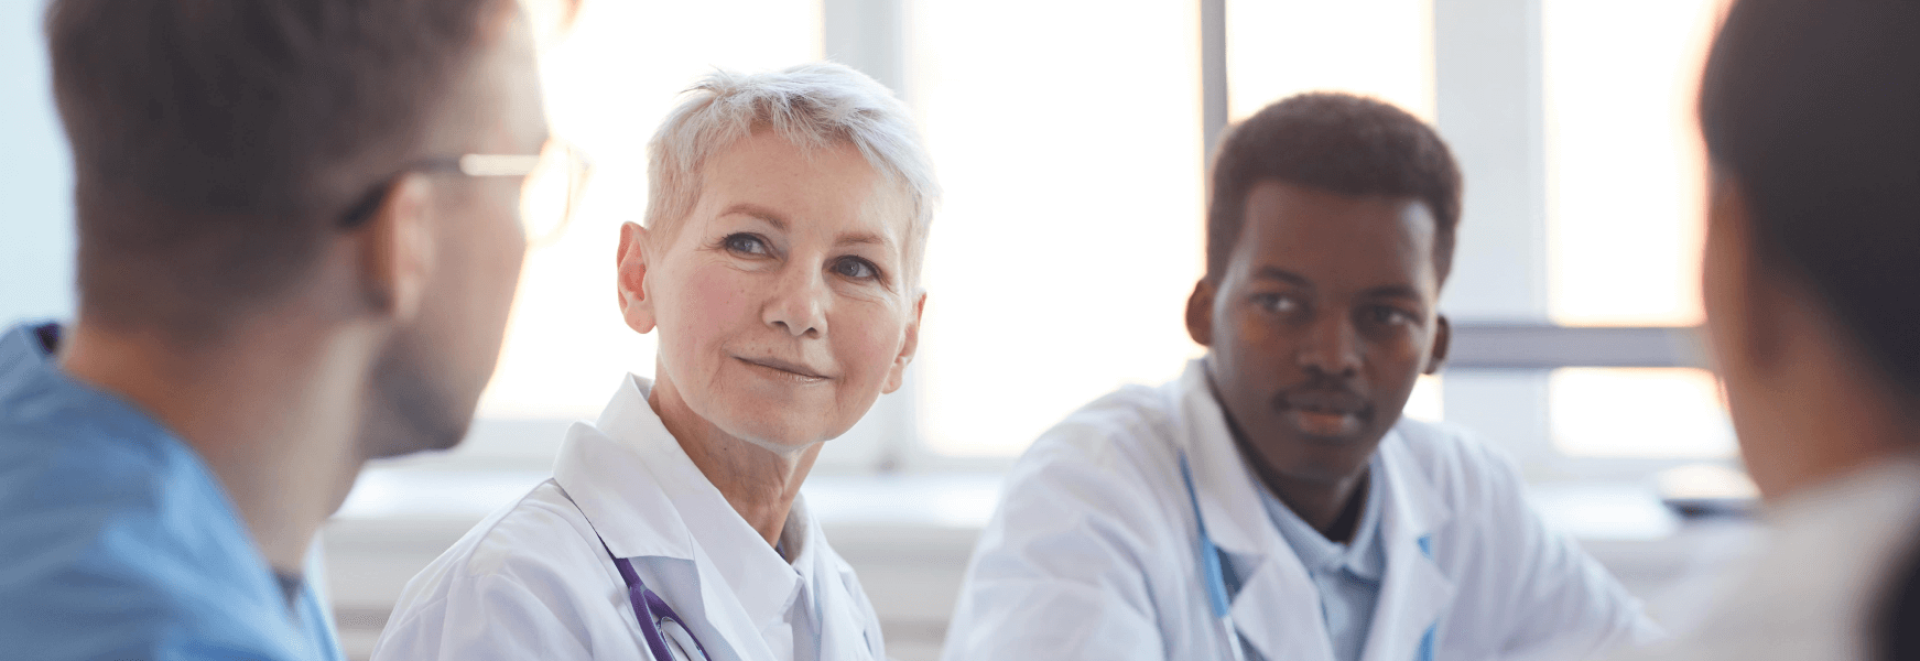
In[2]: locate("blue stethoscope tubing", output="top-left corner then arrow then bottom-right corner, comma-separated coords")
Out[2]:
599,537 -> 712,661
1179,450 -> 1251,661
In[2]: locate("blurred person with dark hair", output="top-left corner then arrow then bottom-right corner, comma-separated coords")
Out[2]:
0,0 -> 560,659
941,93 -> 1656,661
1616,1 -> 1920,659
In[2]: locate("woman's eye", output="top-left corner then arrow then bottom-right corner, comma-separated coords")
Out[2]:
723,233 -> 769,256
832,257 -> 879,280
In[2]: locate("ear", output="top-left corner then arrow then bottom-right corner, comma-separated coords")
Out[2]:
617,222 -> 658,334
1186,278 -> 1217,347
882,292 -> 927,395
1424,313 -> 1451,374
357,174 -> 435,321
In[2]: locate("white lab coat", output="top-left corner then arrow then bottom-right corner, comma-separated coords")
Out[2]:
942,359 -> 1658,661
1612,457 -> 1920,661
371,374 -> 886,661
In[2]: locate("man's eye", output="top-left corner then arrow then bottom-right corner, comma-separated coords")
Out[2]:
723,233 -> 769,256
1255,293 -> 1301,313
832,257 -> 879,280
1367,306 -> 1415,326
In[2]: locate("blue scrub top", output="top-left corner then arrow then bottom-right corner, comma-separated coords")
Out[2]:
0,322 -> 344,661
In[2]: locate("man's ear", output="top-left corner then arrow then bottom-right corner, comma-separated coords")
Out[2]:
1425,313 -> 1451,375
882,292 -> 926,395
357,174 -> 434,321
616,222 -> 658,334
1186,278 -> 1216,347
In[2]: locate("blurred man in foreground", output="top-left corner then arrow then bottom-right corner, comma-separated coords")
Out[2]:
0,0 -> 558,658
1625,0 -> 1920,659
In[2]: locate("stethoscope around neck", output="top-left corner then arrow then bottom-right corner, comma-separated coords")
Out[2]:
1179,449 -> 1251,661
598,536 -> 712,661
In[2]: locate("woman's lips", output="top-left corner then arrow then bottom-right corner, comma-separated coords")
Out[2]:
735,355 -> 831,382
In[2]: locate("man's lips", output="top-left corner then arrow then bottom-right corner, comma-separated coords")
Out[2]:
735,355 -> 831,380
1273,389 -> 1373,439
1277,390 -> 1373,417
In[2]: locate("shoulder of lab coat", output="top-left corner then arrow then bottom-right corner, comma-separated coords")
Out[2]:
1604,457 -> 1920,661
941,364 -> 1656,661
371,480 -> 640,661
1390,420 -> 1661,659
941,379 -> 1215,661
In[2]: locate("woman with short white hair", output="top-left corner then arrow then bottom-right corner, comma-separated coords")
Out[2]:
372,62 -> 938,661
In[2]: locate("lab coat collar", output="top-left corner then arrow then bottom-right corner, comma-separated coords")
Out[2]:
1173,359 -> 1336,660
553,373 -> 812,634
1173,358 -> 1456,661
1359,430 -> 1456,661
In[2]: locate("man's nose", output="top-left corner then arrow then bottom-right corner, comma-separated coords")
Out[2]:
763,262 -> 829,338
1296,314 -> 1361,378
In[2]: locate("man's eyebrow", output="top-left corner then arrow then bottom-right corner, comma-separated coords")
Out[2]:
1361,283 -> 1427,303
718,203 -> 788,230
1253,267 -> 1313,288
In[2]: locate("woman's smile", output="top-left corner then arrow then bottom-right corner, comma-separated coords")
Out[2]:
733,355 -> 833,384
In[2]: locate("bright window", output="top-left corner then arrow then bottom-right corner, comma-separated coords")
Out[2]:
904,0 -> 1208,456
476,0 -> 825,420
1225,0 -> 1435,121
1541,0 -> 1734,463
1549,368 -> 1734,458
1542,0 -> 1727,327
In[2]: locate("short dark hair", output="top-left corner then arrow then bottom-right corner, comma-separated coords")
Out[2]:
46,0 -> 504,332
1699,0 -> 1920,392
1205,92 -> 1462,284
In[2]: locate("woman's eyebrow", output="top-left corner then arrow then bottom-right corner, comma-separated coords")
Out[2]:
719,202 -> 788,230
836,231 -> 890,248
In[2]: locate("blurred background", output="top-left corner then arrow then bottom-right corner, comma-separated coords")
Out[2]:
0,0 -> 1754,658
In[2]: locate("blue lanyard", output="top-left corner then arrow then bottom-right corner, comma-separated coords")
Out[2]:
1179,451 -> 1249,661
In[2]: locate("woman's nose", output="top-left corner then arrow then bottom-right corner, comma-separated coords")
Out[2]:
763,262 -> 829,338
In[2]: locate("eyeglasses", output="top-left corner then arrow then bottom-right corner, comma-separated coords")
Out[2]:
339,138 -> 593,246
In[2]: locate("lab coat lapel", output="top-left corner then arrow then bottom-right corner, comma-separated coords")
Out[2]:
801,514 -> 882,661
1360,433 -> 1455,661
1173,360 -> 1338,661
553,374 -> 797,661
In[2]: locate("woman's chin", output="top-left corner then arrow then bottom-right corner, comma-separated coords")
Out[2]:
712,410 -> 848,453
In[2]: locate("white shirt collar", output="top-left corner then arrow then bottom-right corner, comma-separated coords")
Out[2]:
553,373 -> 815,631
1255,457 -> 1388,582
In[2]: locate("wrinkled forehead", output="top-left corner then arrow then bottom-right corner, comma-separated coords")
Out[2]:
674,135 -> 922,254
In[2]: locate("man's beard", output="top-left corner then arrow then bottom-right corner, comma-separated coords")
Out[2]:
357,328 -> 472,460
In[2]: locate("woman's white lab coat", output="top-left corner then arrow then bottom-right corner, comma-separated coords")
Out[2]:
371,375 -> 886,661
941,359 -> 1659,661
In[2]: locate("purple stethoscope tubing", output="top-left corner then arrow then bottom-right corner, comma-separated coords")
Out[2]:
599,537 -> 712,661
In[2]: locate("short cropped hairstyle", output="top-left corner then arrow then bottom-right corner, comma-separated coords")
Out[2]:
46,0 -> 504,330
645,63 -> 940,280
1699,0 -> 1920,393
1205,92 -> 1462,284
